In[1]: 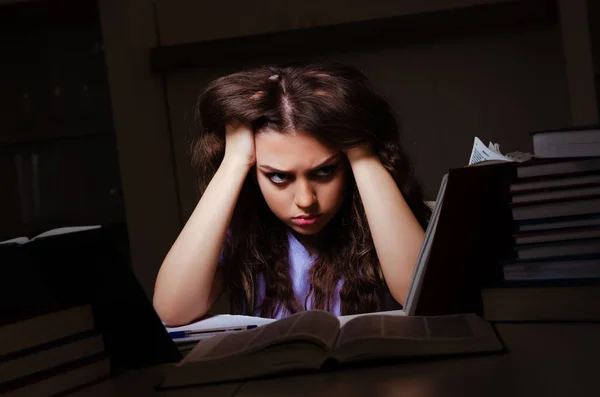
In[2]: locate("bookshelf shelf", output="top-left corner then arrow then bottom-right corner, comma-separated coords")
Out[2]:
150,0 -> 557,74
0,0 -> 125,239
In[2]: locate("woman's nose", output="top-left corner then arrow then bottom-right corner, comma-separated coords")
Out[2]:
294,180 -> 317,209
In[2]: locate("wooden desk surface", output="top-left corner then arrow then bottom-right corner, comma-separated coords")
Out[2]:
70,322 -> 600,397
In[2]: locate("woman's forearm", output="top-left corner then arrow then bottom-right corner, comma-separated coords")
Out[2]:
153,158 -> 250,326
347,147 -> 425,306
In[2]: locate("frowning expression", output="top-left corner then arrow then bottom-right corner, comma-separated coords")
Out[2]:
255,129 -> 348,235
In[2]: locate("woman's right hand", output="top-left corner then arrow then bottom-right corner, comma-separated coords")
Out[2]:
223,122 -> 256,168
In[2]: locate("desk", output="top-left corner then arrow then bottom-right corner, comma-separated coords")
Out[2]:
70,323 -> 600,397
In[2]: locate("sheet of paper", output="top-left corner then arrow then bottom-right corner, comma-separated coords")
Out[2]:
164,314 -> 277,343
469,137 -> 513,165
469,137 -> 532,165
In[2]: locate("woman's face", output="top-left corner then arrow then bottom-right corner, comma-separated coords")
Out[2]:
255,129 -> 348,236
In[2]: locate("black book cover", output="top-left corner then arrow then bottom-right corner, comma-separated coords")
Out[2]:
0,224 -> 181,373
414,162 -> 516,316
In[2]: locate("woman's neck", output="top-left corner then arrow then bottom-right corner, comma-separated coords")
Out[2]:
289,230 -> 320,255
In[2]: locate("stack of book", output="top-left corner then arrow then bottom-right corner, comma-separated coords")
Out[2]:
0,304 -> 110,397
481,125 -> 600,322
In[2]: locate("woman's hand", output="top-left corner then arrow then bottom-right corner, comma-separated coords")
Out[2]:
223,122 -> 256,169
344,143 -> 376,164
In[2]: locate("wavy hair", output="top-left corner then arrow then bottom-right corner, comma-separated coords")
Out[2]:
191,62 -> 431,317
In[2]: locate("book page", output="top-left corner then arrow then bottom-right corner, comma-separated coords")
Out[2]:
334,313 -> 503,364
179,310 -> 339,363
0,237 -> 29,245
337,310 -> 406,327
33,225 -> 102,240
337,314 -> 385,345
245,310 -> 339,352
283,310 -> 340,348
337,313 -> 491,347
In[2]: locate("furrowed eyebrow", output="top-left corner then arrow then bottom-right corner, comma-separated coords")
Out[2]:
258,153 -> 340,173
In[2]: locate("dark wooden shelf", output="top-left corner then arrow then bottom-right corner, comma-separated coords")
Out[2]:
0,130 -> 116,151
151,0 -> 557,74
0,0 -> 125,241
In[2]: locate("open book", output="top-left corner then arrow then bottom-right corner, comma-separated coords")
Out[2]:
158,310 -> 502,388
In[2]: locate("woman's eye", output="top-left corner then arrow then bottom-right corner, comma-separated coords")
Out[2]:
315,165 -> 336,177
269,173 -> 289,184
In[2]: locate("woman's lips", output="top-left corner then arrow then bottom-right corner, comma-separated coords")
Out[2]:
292,214 -> 321,226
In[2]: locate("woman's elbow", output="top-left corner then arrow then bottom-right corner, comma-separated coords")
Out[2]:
153,295 -> 209,327
152,292 -> 177,326
152,284 -> 209,327
387,280 -> 411,308
152,264 -> 219,326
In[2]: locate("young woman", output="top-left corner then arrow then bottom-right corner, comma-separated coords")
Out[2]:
154,62 -> 431,326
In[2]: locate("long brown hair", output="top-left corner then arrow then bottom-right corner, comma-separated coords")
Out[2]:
191,62 -> 431,317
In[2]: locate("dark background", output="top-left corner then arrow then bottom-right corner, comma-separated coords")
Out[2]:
0,0 -> 598,313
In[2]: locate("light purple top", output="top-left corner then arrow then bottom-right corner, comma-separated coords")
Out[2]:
222,231 -> 402,319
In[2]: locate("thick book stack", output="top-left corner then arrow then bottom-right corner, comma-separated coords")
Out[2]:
481,125 -> 600,322
0,305 -> 111,397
